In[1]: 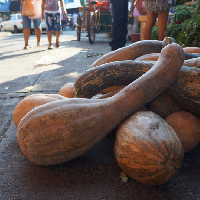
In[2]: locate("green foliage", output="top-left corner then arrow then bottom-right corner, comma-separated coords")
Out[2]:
151,27 -> 159,40
172,5 -> 194,23
164,24 -> 182,40
176,0 -> 188,6
177,14 -> 200,47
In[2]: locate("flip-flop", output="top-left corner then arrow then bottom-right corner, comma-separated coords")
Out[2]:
37,42 -> 42,47
48,45 -> 53,50
55,40 -> 60,48
23,45 -> 29,50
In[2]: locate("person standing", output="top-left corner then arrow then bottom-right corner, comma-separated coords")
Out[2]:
42,0 -> 66,49
72,12 -> 77,30
135,0 -> 171,40
130,0 -> 146,34
109,0 -> 129,51
21,0 -> 42,50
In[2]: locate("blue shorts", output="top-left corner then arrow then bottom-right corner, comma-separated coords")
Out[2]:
22,15 -> 41,29
45,13 -> 61,31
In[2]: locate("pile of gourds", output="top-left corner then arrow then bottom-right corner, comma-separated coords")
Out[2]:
13,38 -> 200,185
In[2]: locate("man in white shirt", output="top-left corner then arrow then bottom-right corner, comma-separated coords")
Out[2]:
72,12 -> 77,30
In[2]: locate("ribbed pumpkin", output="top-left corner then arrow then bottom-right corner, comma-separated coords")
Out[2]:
114,111 -> 184,185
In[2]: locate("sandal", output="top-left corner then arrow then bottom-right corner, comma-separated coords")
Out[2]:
37,42 -> 42,47
23,45 -> 29,50
55,40 -> 60,48
48,44 -> 53,50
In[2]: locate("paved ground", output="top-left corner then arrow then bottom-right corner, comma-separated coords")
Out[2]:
0,30 -> 200,200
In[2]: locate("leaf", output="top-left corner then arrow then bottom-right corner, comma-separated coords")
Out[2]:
120,171 -> 128,183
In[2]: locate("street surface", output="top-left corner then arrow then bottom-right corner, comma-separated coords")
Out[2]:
0,30 -> 200,200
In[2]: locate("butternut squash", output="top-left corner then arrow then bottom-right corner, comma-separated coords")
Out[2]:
183,47 -> 200,54
13,94 -> 66,127
17,43 -> 184,166
114,111 -> 184,185
165,111 -> 200,153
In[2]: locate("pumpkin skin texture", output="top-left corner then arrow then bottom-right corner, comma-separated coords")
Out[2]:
13,94 -> 66,127
165,111 -> 200,153
89,40 -> 163,68
150,93 -> 184,119
114,111 -> 184,185
183,47 -> 200,54
183,57 -> 200,68
134,53 -> 160,62
58,82 -> 76,98
17,43 -> 184,166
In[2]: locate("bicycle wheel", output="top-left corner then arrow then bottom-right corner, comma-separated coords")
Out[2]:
77,14 -> 81,41
87,12 -> 95,44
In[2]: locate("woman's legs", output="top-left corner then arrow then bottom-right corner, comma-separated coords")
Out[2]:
143,11 -> 157,40
34,28 -> 42,45
23,28 -> 30,47
157,4 -> 171,41
132,16 -> 140,33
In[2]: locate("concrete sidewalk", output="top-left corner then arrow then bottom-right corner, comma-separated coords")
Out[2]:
0,30 -> 200,200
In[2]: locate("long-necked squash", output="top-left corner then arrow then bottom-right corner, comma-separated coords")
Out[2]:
75,59 -> 200,116
17,43 -> 184,166
13,94 -> 66,127
89,40 -> 163,68
114,110 -> 184,185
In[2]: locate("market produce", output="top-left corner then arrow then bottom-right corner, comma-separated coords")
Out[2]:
16,43 -> 184,166
183,47 -> 200,54
114,111 -> 184,185
165,111 -> 200,153
13,94 -> 66,127
150,93 -> 184,119
75,60 -> 200,117
90,40 -> 163,68
58,82 -> 76,98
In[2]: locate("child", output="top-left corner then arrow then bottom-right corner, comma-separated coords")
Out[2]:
42,0 -> 66,49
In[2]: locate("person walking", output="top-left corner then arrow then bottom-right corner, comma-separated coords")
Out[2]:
109,0 -> 129,51
42,0 -> 66,49
135,0 -> 171,41
130,0 -> 146,34
21,0 -> 42,50
72,12 -> 77,30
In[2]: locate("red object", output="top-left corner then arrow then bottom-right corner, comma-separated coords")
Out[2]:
131,33 -> 140,43
88,0 -> 110,12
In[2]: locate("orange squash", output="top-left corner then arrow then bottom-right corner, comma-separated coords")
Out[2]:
183,47 -> 200,54
150,93 -> 184,119
13,94 -> 66,127
114,111 -> 184,185
90,40 -> 163,68
58,82 -> 76,98
17,43 -> 184,166
165,111 -> 200,153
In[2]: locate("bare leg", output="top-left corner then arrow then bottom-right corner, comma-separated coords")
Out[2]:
47,30 -> 52,47
157,4 -> 171,41
143,11 -> 157,40
34,28 -> 42,45
23,28 -> 30,46
55,31 -> 60,47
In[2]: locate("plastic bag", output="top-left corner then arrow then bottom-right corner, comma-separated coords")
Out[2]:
22,0 -> 35,17
29,0 -> 42,19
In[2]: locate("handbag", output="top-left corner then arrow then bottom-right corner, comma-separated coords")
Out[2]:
29,0 -> 42,19
22,0 -> 35,17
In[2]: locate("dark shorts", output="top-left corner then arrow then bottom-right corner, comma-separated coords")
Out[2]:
45,13 -> 61,31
